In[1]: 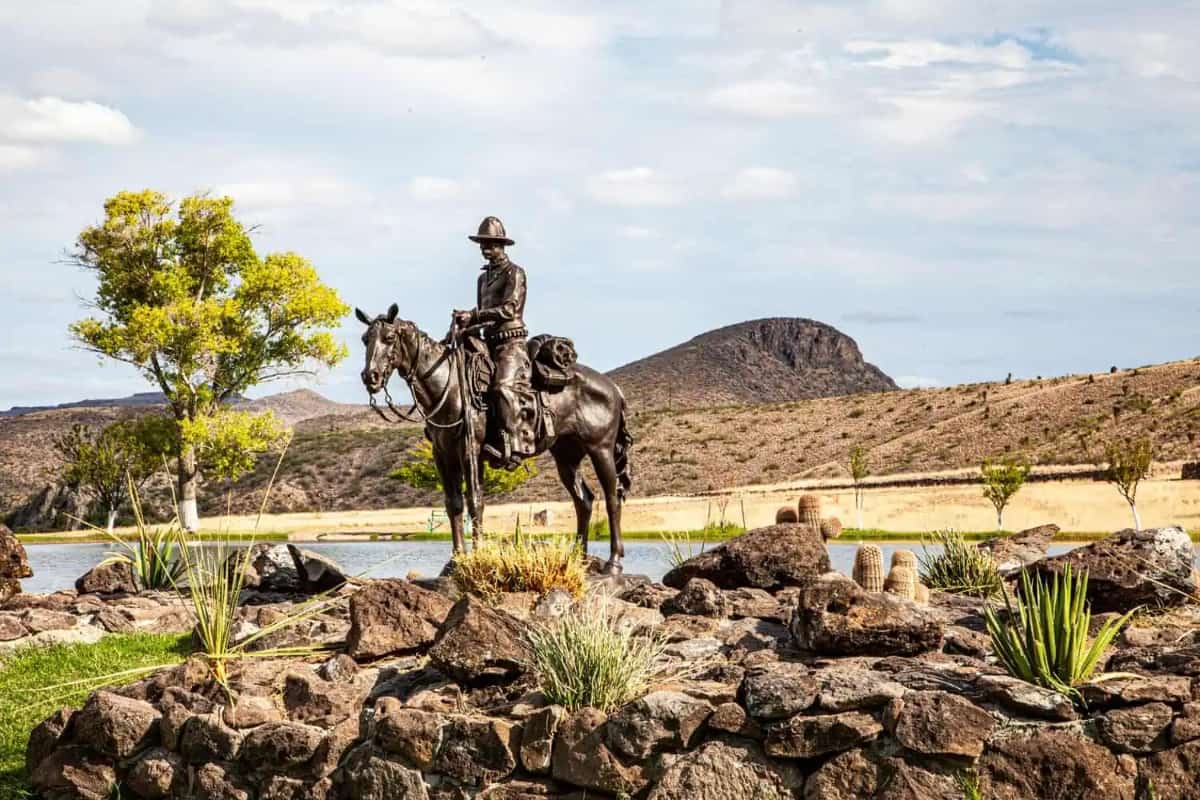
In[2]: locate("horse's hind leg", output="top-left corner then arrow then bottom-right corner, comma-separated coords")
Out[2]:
588,445 -> 624,574
552,442 -> 593,554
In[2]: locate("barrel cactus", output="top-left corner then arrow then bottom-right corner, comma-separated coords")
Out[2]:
884,565 -> 917,600
852,544 -> 884,592
820,517 -> 843,541
891,549 -> 917,571
914,582 -> 930,604
798,494 -> 822,530
775,506 -> 799,524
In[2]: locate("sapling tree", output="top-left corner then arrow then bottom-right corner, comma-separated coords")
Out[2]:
1103,437 -> 1153,530
980,457 -> 1031,530
54,417 -> 172,533
849,445 -> 870,529
391,439 -> 537,495
69,190 -> 347,530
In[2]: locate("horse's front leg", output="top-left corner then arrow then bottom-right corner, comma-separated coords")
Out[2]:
433,443 -> 465,556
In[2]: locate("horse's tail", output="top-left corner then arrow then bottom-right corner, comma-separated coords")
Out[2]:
614,392 -> 633,502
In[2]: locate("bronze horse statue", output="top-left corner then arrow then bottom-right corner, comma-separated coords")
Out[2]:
357,304 -> 633,573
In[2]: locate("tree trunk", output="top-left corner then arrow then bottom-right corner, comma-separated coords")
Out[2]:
178,445 -> 200,532
855,491 -> 864,530
106,508 -> 118,536
997,508 -> 1004,530
1131,501 -> 1141,532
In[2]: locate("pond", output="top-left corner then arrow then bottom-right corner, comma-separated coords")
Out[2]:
19,539 -> 1100,594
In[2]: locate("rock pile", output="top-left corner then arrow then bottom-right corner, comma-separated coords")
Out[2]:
20,523 -> 1200,799
0,523 -> 32,603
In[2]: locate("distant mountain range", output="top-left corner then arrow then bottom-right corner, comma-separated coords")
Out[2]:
0,392 -> 170,418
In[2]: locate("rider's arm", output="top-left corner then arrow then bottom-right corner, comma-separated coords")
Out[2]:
472,267 -> 525,324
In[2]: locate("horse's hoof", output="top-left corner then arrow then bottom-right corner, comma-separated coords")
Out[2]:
602,559 -> 623,576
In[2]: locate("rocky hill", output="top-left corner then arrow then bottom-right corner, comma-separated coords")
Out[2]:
609,318 -> 897,409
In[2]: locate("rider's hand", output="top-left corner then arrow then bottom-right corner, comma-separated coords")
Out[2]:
452,309 -> 474,328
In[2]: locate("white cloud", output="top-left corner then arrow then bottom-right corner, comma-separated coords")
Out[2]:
586,168 -> 680,207
0,96 -> 139,145
865,96 -> 980,144
706,79 -> 829,117
845,39 -> 1033,70
721,167 -> 797,199
616,225 -> 659,239
215,177 -> 357,212
408,176 -> 463,201
0,144 -> 43,171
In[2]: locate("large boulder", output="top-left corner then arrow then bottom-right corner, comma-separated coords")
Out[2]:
647,740 -> 801,800
976,523 -> 1057,573
75,561 -> 137,595
72,691 -> 161,758
884,691 -> 994,758
977,728 -> 1135,799
790,573 -> 944,656
1139,740 -> 1200,799
287,544 -> 348,593
346,579 -> 454,661
428,596 -> 531,685
1027,527 -> 1194,612
604,691 -> 713,759
0,524 -> 32,602
662,524 -> 830,591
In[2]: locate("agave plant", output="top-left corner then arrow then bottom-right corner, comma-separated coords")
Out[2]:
919,529 -> 1003,598
86,474 -> 184,591
984,564 -> 1136,698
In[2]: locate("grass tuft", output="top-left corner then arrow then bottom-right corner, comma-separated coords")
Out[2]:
452,536 -> 586,601
919,530 -> 1004,598
527,600 -> 667,712
0,633 -> 191,799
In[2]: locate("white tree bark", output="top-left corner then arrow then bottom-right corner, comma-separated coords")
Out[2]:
106,508 -> 118,536
1131,502 -> 1141,531
179,498 -> 200,532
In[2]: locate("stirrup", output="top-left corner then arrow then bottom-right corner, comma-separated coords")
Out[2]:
482,443 -> 505,461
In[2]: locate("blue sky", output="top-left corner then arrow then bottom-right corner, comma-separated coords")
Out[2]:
0,1 -> 1197,409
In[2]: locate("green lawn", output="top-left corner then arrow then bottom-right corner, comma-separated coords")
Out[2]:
0,633 -> 190,800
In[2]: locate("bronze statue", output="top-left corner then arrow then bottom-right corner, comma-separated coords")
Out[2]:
357,218 -> 633,572
452,216 -> 536,469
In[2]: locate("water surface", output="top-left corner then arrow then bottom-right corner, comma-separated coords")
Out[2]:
20,539 -> 1099,594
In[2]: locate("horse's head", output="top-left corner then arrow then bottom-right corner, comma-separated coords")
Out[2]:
355,303 -> 421,394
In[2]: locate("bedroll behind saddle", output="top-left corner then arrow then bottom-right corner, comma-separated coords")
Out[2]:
527,334 -> 577,392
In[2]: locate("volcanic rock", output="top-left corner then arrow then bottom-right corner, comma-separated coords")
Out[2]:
0,524 -> 31,602
646,740 -> 801,800
604,690 -> 713,759
551,709 -> 644,796
346,579 -> 454,660
286,544 -> 348,592
1027,527 -> 1194,612
428,596 -> 531,685
978,728 -> 1135,800
1098,702 -> 1174,753
1139,739 -> 1200,799
75,561 -> 137,595
28,746 -> 117,800
661,578 -> 726,617
662,524 -> 830,591
790,573 -> 944,656
884,690 -> 994,758
740,662 -> 818,720
976,523 -> 1057,573
125,747 -> 185,799
764,710 -> 882,758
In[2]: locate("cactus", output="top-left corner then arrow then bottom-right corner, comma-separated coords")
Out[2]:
914,583 -> 930,604
891,549 -> 917,571
852,544 -> 884,592
775,506 -> 799,524
820,517 -> 843,541
884,565 -> 917,600
798,494 -> 822,530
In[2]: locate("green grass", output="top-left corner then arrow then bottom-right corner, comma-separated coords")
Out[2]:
0,633 -> 190,799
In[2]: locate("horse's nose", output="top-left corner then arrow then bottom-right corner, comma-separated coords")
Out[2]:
361,368 -> 379,387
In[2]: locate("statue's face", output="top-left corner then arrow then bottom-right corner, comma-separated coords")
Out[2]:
480,241 -> 505,263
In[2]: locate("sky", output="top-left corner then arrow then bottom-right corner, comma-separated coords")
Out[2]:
1,0 -> 1198,409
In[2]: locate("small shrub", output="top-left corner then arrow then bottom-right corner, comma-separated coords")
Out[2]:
527,601 -> 667,712
452,537 -> 586,601
984,565 -> 1135,698
919,530 -> 1003,598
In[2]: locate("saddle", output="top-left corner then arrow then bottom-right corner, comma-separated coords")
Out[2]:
462,334 -> 577,445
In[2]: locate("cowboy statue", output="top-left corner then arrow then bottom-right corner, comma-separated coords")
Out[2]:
451,216 -> 537,469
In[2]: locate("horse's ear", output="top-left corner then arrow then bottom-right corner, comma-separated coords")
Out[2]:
354,307 -> 371,325
386,303 -> 399,323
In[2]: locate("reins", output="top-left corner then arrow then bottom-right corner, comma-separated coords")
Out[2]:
368,325 -> 465,429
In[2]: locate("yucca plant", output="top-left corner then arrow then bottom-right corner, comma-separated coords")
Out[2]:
527,600 -> 668,712
919,529 -> 1003,598
984,565 -> 1136,699
661,529 -> 707,569
94,474 -> 184,590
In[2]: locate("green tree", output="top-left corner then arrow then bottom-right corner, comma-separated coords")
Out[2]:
1103,437 -> 1153,530
391,439 -> 537,495
53,416 -> 173,533
849,445 -> 870,529
69,190 -> 347,530
182,409 -> 289,483
980,456 -> 1031,529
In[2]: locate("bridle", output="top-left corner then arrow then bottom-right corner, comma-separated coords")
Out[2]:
367,321 -> 463,429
